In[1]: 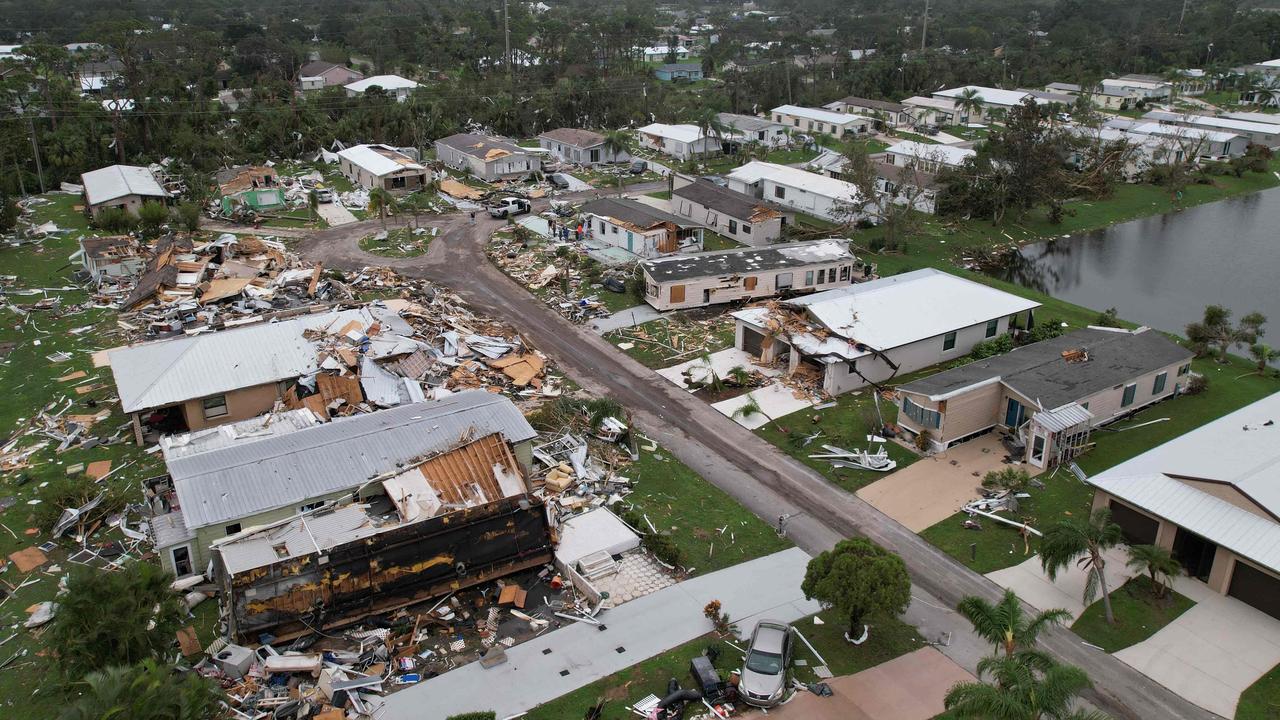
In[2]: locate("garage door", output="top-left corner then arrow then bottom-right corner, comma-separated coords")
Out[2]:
1108,500 -> 1159,546
1229,560 -> 1280,621
742,328 -> 765,358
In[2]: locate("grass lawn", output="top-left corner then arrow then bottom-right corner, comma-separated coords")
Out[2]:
0,192 -> 169,719
622,441 -> 791,576
605,314 -> 736,370
888,130 -> 941,144
701,231 -> 741,252
755,393 -> 919,494
944,125 -> 990,141
523,608 -> 924,720
1237,661 -> 1280,720
358,226 -> 433,257
646,189 -> 672,200
1071,577 -> 1196,653
920,354 -> 1280,575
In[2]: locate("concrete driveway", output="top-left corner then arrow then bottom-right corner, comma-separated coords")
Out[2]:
1115,577 -> 1280,718
857,434 -> 1026,533
316,201 -> 359,226
986,545 -> 1134,619
755,647 -> 973,720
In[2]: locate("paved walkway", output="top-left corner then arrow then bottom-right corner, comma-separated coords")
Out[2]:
588,304 -> 664,335
316,201 -> 358,226
756,647 -> 973,720
371,548 -> 820,719
1116,576 -> 1280,718
656,347 -> 780,391
986,545 -> 1133,619
858,434 -> 1025,532
712,382 -> 817,429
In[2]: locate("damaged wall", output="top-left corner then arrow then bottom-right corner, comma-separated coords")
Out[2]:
217,497 -> 553,641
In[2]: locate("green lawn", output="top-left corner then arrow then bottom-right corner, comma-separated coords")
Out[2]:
887,130 -> 941,144
1071,577 -> 1195,653
358,226 -> 433,257
920,355 -> 1280,575
622,441 -> 791,576
1238,661 -> 1280,720
0,193 -> 169,719
523,608 -> 924,720
944,125 -> 991,141
701,231 -> 741,252
754,393 -> 919,494
646,189 -> 672,200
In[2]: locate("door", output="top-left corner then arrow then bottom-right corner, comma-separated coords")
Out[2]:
171,545 -> 193,576
1004,398 -> 1025,428
1108,500 -> 1159,546
744,276 -> 758,291
1172,527 -> 1218,581
626,231 -> 634,252
669,285 -> 685,304
741,328 -> 765,357
1030,433 -> 1047,466
1228,560 -> 1280,620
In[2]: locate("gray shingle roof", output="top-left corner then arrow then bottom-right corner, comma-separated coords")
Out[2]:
898,328 -> 1192,410
673,179 -> 787,220
435,133 -> 528,160
538,128 -> 606,148
580,197 -> 693,230
642,240 -> 854,282
168,391 -> 536,530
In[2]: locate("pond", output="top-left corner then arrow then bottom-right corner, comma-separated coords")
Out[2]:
1000,187 -> 1280,337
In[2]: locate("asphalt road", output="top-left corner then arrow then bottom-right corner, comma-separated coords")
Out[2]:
296,199 -> 1219,720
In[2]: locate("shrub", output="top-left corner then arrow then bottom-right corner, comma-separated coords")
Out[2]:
913,429 -> 933,453
94,207 -> 138,233
174,201 -> 201,232
0,193 -> 17,232
970,333 -> 1014,359
1184,374 -> 1208,395
1026,317 -> 1068,343
1093,307 -> 1123,328
137,200 -> 170,236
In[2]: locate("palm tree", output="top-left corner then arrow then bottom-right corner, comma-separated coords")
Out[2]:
957,590 -> 1072,661
603,130 -> 633,191
944,655 -> 1109,720
1248,343 -> 1280,375
1125,544 -> 1182,599
696,349 -> 722,391
731,395 -> 767,424
955,87 -> 985,124
694,108 -> 728,157
1039,509 -> 1124,625
59,659 -> 225,720
367,187 -> 397,231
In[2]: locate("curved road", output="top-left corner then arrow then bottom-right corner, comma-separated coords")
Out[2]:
296,202 -> 1218,720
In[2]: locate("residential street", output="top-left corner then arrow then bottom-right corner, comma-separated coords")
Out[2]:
295,204 -> 1219,720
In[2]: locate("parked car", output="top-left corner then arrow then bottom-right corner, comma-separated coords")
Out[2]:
919,124 -> 941,136
739,620 -> 793,708
547,173 -> 571,190
488,197 -> 531,218
629,159 -> 648,174
314,187 -> 333,203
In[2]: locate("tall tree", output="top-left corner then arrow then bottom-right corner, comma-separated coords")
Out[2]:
802,538 -> 911,643
1039,509 -> 1124,625
368,187 -> 397,231
957,589 -> 1072,661
1185,305 -> 1267,362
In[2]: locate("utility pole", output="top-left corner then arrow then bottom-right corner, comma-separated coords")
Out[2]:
1179,0 -> 1190,31
503,0 -> 512,81
921,0 -> 931,51
27,117 -> 46,195
784,59 -> 792,104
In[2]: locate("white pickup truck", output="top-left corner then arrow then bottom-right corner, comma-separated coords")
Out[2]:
488,197 -> 531,219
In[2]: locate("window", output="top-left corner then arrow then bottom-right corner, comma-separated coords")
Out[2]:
728,219 -> 738,234
776,272 -> 793,289
742,223 -> 751,234
1080,402 -> 1089,411
1152,372 -> 1167,395
171,546 -> 193,576
774,186 -> 786,199
1177,363 -> 1190,376
985,319 -> 999,338
225,523 -> 242,536
610,225 -> 618,234
1121,383 -> 1137,407
805,270 -> 815,286
902,397 -> 941,429
202,394 -> 228,420
793,118 -> 800,127
943,331 -> 957,351
757,131 -> 766,140
299,500 -> 326,513
599,220 -> 605,233
839,265 -> 850,281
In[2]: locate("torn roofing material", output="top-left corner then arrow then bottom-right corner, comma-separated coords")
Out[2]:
108,305 -> 414,413
80,164 -> 168,205
537,128 -> 607,148
898,327 -> 1192,409
672,179 -> 787,222
579,197 -> 694,231
436,132 -> 528,160
168,390 -> 537,530
642,239 -> 853,282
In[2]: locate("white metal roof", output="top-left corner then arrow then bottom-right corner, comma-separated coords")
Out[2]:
1144,111 -> 1280,136
903,96 -> 957,112
108,306 -> 414,413
886,141 -> 976,167
80,165 -> 168,206
168,391 -> 537,530
771,104 -> 870,126
344,74 -> 419,92
777,268 -> 1039,352
1222,111 -> 1280,126
637,123 -> 706,144
336,144 -> 426,177
1031,402 -> 1094,433
1129,122 -> 1243,144
1102,77 -> 1169,91
727,161 -> 861,202
933,85 -> 1043,108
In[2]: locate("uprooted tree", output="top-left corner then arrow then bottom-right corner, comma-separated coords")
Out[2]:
801,538 -> 911,644
1185,304 -> 1267,362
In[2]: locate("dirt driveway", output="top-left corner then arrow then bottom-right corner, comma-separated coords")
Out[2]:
857,434 -> 1028,532
754,647 -> 973,720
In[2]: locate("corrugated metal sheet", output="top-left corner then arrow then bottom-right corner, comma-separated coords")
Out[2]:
1031,403 -> 1094,433
1091,472 -> 1280,574
109,307 -> 413,412
170,391 -> 536,530
81,164 -> 167,205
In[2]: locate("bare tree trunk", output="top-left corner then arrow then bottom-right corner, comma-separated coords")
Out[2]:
1094,550 -> 1115,625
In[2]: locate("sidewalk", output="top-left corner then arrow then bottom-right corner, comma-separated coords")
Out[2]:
371,548 -> 820,719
